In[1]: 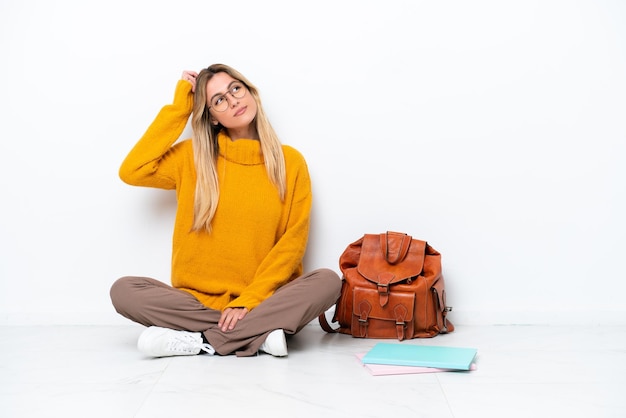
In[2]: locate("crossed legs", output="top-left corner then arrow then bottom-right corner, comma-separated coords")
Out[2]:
110,268 -> 341,357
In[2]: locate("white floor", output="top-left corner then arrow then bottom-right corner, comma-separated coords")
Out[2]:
1,322 -> 625,418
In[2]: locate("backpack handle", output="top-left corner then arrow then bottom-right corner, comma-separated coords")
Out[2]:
381,231 -> 412,264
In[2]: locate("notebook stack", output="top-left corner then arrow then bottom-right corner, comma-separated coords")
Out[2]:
357,342 -> 478,376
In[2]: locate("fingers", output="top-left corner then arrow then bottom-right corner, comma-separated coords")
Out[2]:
218,307 -> 249,332
181,70 -> 198,93
181,70 -> 198,79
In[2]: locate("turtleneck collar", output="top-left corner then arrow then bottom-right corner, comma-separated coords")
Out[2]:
217,131 -> 264,165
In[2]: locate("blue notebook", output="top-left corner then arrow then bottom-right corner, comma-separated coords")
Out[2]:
361,343 -> 477,371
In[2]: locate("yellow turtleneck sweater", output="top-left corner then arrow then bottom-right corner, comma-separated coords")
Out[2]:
119,81 -> 312,311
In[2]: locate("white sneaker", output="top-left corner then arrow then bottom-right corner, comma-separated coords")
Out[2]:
137,326 -> 215,357
259,329 -> 288,357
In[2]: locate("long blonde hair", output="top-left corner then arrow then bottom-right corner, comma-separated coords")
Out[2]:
190,64 -> 286,232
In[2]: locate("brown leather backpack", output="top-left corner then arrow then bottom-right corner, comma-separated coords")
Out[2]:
319,231 -> 454,340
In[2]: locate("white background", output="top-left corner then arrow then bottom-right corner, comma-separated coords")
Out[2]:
1,0 -> 624,325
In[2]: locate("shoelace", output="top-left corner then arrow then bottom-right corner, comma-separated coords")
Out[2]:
169,334 -> 215,355
199,344 -> 216,355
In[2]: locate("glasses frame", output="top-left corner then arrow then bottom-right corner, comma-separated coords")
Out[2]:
208,81 -> 247,112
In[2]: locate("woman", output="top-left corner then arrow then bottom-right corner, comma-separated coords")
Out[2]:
110,64 -> 341,357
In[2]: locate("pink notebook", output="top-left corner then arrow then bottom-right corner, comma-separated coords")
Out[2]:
356,353 -> 477,376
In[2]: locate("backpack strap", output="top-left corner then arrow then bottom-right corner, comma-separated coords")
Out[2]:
393,303 -> 409,341
356,300 -> 372,337
318,312 -> 338,333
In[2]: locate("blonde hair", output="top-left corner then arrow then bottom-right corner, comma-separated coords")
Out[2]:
190,64 -> 286,232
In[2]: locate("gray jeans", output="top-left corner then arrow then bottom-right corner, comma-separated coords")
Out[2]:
110,268 -> 341,356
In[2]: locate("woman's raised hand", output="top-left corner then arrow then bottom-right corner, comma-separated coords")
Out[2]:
181,70 -> 198,92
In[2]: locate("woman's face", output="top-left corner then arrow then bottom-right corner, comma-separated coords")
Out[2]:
206,72 -> 258,137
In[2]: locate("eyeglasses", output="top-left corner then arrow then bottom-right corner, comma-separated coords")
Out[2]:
208,82 -> 247,112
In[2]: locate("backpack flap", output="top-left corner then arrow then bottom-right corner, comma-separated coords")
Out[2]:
357,232 -> 426,306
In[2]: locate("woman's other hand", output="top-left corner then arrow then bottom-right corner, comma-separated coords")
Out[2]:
218,307 -> 249,331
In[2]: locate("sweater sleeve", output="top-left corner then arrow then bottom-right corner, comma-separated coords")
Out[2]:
119,80 -> 194,189
225,149 -> 312,310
